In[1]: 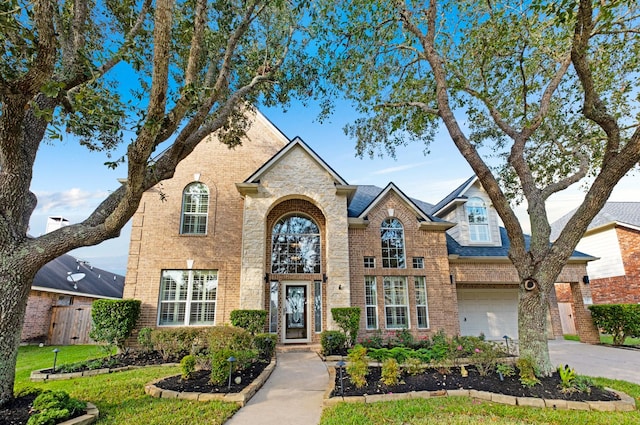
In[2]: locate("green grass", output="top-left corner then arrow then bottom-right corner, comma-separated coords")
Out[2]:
16,345 -> 239,425
563,334 -> 640,346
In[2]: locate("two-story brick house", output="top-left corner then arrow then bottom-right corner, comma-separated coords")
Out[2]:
123,111 -> 596,345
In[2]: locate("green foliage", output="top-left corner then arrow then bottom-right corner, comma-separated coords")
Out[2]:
346,344 -> 369,388
589,304 -> 640,345
496,363 -> 515,378
321,330 -> 347,355
210,348 -> 235,386
516,356 -> 540,387
470,341 -> 503,377
367,346 -> 414,363
358,331 -> 384,349
206,326 -> 257,385
557,364 -> 577,389
230,310 -> 268,335
404,357 -> 424,376
89,299 -> 141,351
205,326 -> 254,353
392,327 -> 414,347
180,355 -> 196,380
253,333 -> 277,359
151,328 -> 203,360
137,327 -> 153,352
331,307 -> 361,347
27,390 -> 86,425
381,358 -> 401,386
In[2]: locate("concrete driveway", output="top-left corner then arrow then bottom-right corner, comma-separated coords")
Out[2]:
549,339 -> 640,384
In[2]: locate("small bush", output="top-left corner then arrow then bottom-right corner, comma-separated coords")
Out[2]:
137,327 -> 153,352
89,299 -> 141,351
516,356 -> 540,387
589,304 -> 640,345
230,310 -> 268,335
404,357 -> 424,376
496,363 -> 515,378
394,327 -> 414,347
557,364 -> 577,390
331,307 -> 361,347
254,333 -> 277,358
346,344 -> 369,388
429,329 -> 452,361
151,328 -> 203,360
181,355 -> 196,379
321,330 -> 346,355
358,331 -> 384,349
381,358 -> 401,386
210,348 -> 235,385
27,390 -> 86,425
470,341 -> 502,376
205,326 -> 254,352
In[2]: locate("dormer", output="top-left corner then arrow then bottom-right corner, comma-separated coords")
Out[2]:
431,176 -> 503,247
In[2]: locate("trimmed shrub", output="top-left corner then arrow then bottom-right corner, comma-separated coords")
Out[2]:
151,328 -> 203,360
230,310 -> 268,335
589,304 -> 640,345
331,307 -> 361,347
137,327 -> 153,352
206,326 -> 257,385
320,330 -> 346,355
254,333 -> 277,358
181,355 -> 196,379
204,326 -> 254,352
27,390 -> 86,425
89,299 -> 141,351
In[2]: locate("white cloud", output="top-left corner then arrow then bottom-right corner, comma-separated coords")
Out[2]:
371,162 -> 428,175
34,188 -> 110,213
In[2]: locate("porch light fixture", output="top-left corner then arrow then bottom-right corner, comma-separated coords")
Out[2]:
582,275 -> 590,284
264,273 -> 269,283
449,274 -> 455,285
322,273 -> 327,283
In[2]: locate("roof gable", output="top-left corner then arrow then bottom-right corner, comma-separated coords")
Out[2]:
431,175 -> 477,216
550,202 -> 640,240
244,136 -> 349,186
356,182 -> 436,223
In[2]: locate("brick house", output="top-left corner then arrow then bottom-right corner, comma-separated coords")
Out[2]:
552,203 -> 640,334
22,254 -> 124,344
123,111 -> 597,345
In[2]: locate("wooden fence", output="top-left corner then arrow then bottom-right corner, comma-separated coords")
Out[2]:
48,305 -> 93,345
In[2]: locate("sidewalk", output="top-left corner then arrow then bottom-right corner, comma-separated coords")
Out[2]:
549,339 -> 640,384
225,351 -> 329,425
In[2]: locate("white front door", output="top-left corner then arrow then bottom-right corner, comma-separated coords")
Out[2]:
283,282 -> 310,343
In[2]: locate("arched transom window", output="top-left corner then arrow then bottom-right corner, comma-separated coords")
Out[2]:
271,214 -> 321,274
466,197 -> 490,242
181,182 -> 209,234
381,218 -> 406,268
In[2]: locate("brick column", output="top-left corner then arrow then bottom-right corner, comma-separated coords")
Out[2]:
570,282 -> 600,344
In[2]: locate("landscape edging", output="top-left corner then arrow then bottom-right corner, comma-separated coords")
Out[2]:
322,366 -> 636,411
30,363 -> 179,382
144,357 -> 277,407
56,402 -> 99,425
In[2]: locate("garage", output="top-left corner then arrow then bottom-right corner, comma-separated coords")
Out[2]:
457,288 -> 519,340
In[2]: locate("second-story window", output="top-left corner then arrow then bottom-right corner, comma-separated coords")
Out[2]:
181,182 -> 209,234
381,218 -> 406,268
466,197 -> 490,242
272,214 -> 321,273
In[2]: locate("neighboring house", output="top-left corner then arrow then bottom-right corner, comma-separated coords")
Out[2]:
551,203 -> 640,333
123,111 -> 598,345
22,253 -> 125,345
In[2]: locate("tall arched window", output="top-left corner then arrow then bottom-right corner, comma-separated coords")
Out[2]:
381,218 -> 406,268
272,214 -> 321,273
180,182 -> 209,234
466,197 -> 490,242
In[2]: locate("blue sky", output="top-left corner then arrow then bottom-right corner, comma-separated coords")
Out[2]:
29,101 -> 640,275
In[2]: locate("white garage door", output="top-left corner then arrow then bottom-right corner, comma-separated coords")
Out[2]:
457,288 -> 519,340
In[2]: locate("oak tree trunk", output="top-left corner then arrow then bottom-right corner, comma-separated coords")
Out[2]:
518,282 -> 553,376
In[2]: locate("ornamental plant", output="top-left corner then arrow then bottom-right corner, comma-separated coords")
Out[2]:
381,358 -> 401,386
27,390 -> 86,425
346,344 -> 369,388
589,304 -> 640,345
331,307 -> 361,347
89,299 -> 141,352
230,310 -> 268,335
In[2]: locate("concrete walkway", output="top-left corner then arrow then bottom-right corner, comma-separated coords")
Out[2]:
549,339 -> 640,384
225,351 -> 329,425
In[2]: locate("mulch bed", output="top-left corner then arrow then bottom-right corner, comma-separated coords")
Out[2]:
332,365 -> 620,401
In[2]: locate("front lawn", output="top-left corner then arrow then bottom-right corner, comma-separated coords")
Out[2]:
563,334 -> 640,346
15,345 -> 239,425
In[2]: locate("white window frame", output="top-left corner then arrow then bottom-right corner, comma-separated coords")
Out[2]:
365,276 -> 378,330
364,256 -> 376,268
414,276 -> 429,329
158,269 -> 217,326
466,197 -> 490,242
412,257 -> 424,269
180,182 -> 209,235
383,276 -> 409,329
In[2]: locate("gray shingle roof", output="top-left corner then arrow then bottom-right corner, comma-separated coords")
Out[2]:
430,175 -> 476,215
347,184 -> 437,220
33,254 -> 125,299
550,202 -> 640,240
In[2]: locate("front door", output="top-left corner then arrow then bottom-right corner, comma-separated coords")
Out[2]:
283,283 -> 310,343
